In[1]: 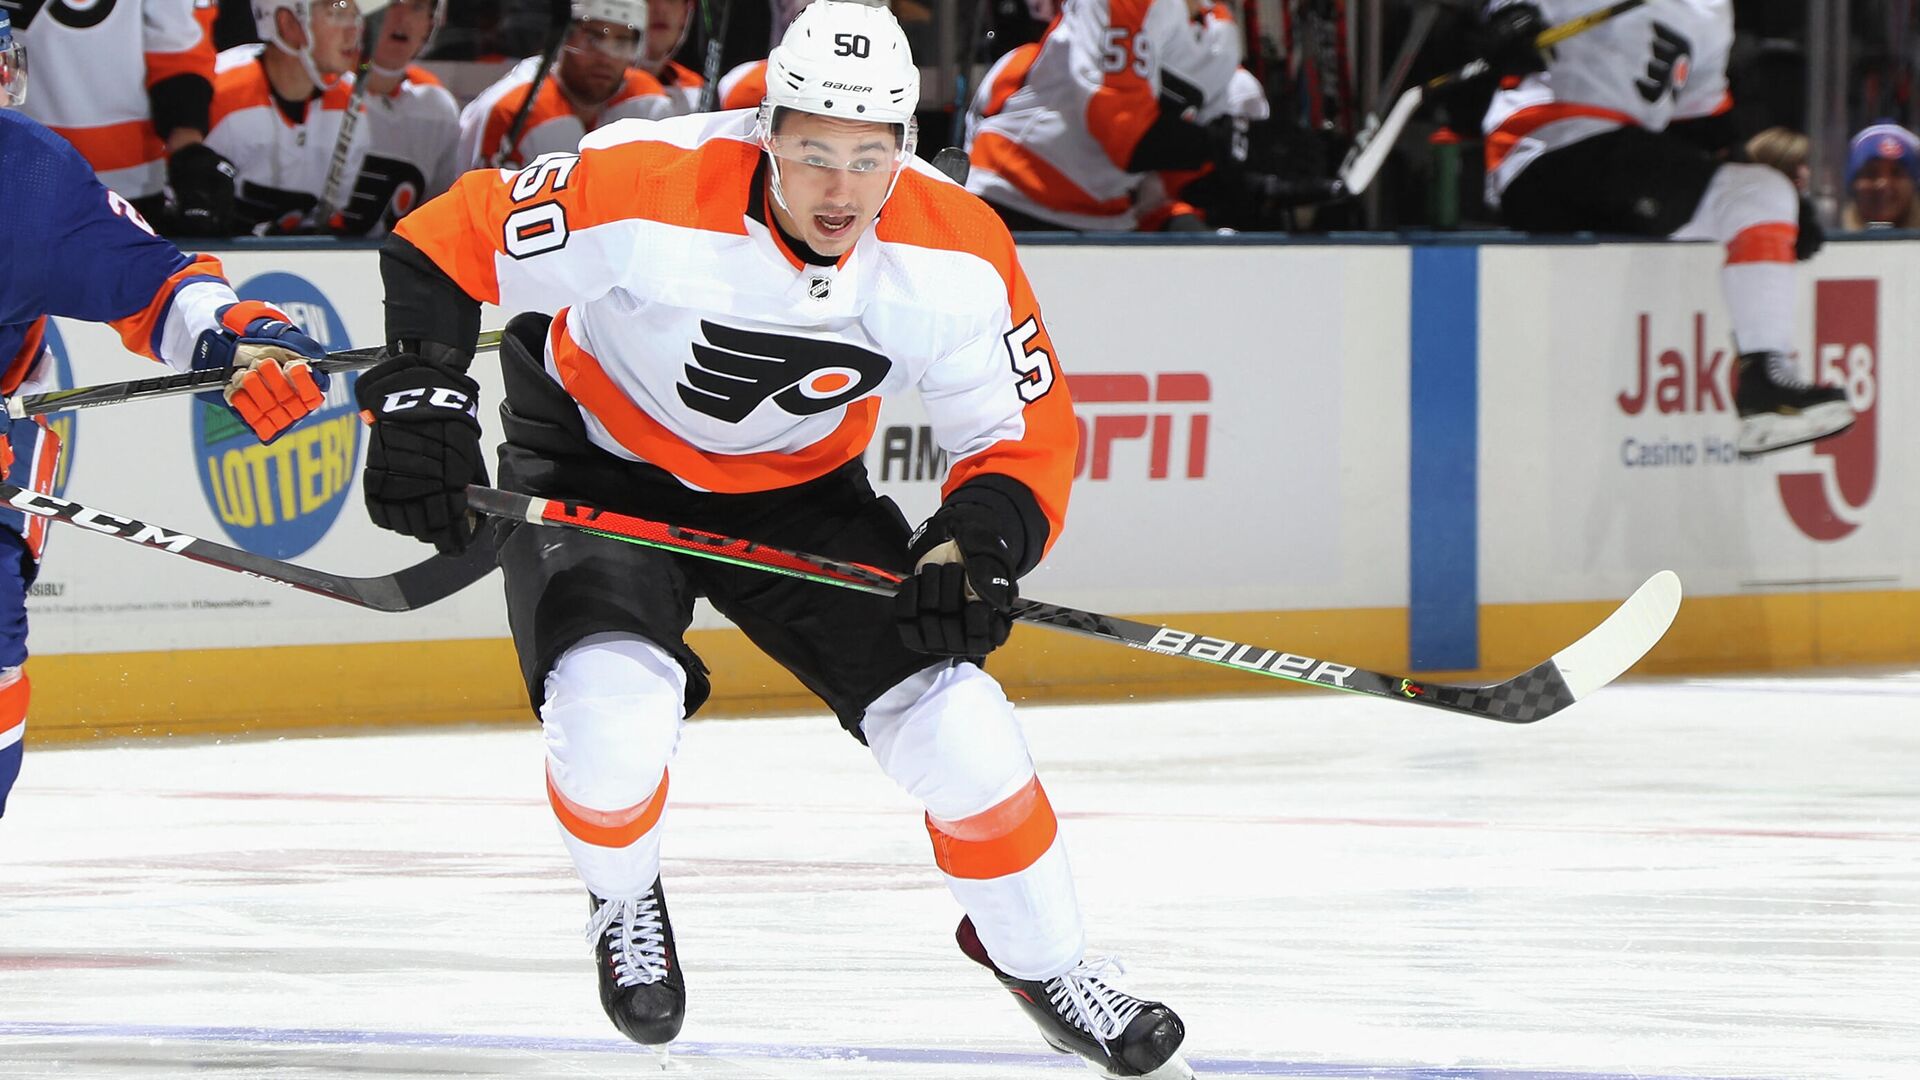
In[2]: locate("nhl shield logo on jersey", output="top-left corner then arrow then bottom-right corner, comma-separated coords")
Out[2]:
680,320 -> 889,423
194,273 -> 361,559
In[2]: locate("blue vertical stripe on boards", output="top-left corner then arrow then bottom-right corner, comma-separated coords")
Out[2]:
1408,246 -> 1479,671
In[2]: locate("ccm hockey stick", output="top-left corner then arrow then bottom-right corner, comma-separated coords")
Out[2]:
0,482 -> 496,611
5,329 -> 504,420
1337,0 -> 1648,197
466,486 -> 1682,723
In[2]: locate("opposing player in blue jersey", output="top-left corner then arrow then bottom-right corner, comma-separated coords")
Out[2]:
0,12 -> 333,818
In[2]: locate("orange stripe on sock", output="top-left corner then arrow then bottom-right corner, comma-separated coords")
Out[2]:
0,669 -> 28,738
926,776 -> 1058,880
547,768 -> 668,848
1726,223 -> 1797,265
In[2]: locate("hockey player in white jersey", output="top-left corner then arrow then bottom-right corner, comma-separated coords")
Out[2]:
358,3 -> 1194,1076
638,0 -> 705,114
455,0 -> 670,169
337,0 -> 461,234
967,0 -> 1247,230
8,0 -> 235,237
206,0 -> 370,232
1479,0 -> 1851,455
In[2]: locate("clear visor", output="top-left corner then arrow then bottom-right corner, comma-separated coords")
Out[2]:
566,21 -> 643,62
763,132 -> 909,176
0,39 -> 26,108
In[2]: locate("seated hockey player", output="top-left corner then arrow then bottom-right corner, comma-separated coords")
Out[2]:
456,0 -> 670,170
336,0 -> 461,235
1478,0 -> 1853,455
206,0 -> 369,233
638,0 -> 705,115
0,15 -> 329,818
357,2 -> 1195,1076
965,0 -> 1248,231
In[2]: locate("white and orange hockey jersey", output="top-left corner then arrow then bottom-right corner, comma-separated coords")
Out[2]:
651,59 -> 708,115
716,59 -> 767,110
339,65 -> 461,236
205,44 -> 370,232
13,0 -> 216,200
966,0 -> 1240,229
1482,0 -> 1732,204
455,57 -> 671,170
394,112 -> 1075,539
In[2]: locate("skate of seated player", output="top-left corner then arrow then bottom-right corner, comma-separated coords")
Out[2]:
1478,0 -> 1852,456
454,0 -> 670,171
358,2 -> 1194,1076
0,22 -> 328,822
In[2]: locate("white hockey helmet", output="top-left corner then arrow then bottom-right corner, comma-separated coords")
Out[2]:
760,0 -> 919,126
0,12 -> 26,109
253,0 -> 362,86
572,0 -> 647,30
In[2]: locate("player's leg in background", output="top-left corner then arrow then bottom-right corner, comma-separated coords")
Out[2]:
1670,161 -> 1855,453
0,414 -> 61,818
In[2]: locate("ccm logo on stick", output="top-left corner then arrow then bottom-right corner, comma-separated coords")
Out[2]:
5,490 -> 196,552
1070,372 -> 1210,480
1146,627 -> 1356,687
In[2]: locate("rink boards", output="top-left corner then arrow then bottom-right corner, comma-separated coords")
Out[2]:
25,234 -> 1920,741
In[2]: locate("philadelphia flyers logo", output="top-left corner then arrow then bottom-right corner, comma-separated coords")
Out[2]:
680,321 -> 890,423
2,0 -> 120,31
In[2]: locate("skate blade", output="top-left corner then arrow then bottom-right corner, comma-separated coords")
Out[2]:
1738,402 -> 1856,457
1082,1051 -> 1197,1080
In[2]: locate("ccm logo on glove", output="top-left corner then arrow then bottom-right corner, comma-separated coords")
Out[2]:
378,386 -> 476,416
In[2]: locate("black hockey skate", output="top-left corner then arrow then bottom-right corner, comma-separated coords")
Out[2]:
1735,350 -> 1855,456
586,878 -> 685,1045
957,916 -> 1194,1080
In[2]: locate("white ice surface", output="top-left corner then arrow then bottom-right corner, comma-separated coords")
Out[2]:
3,673 -> 1918,1079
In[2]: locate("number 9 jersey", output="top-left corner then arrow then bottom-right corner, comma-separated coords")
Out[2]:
388,110 -> 1077,556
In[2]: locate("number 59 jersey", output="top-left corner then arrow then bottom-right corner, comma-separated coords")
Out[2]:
392,110 -> 1077,550
1482,0 -> 1733,203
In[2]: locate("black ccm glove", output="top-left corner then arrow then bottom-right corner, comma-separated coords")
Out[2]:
163,142 -> 237,238
355,352 -> 487,554
895,501 -> 1020,657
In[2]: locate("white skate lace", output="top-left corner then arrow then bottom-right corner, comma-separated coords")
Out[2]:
585,892 -> 668,988
1765,353 -> 1815,390
1043,955 -> 1146,1044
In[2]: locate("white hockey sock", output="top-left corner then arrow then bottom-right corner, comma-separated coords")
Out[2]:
864,664 -> 1087,981
541,634 -> 687,899
1672,162 -> 1799,355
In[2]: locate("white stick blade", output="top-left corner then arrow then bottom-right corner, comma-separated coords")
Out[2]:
1339,86 -> 1422,196
1549,570 -> 1682,700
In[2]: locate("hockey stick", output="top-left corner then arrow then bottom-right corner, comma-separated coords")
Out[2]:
313,0 -> 395,227
5,329 -> 505,421
947,0 -> 990,147
695,0 -> 734,113
466,486 -> 1682,723
1336,0 -> 1648,197
0,482 -> 495,611
493,0 -> 576,167
931,145 -> 971,185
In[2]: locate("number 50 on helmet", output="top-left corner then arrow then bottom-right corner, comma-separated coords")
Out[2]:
754,0 -> 921,180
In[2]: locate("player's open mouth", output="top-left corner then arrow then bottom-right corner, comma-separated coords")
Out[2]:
815,213 -> 855,237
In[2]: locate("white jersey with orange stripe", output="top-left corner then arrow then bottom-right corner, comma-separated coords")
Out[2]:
455,56 -> 673,170
1482,0 -> 1732,203
12,0 -> 215,201
649,60 -> 707,116
965,0 -> 1240,230
206,45 -> 372,233
338,66 -> 461,237
716,59 -> 767,111
393,111 -> 1075,545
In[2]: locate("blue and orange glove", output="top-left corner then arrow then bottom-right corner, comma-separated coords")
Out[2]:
192,301 -> 329,443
